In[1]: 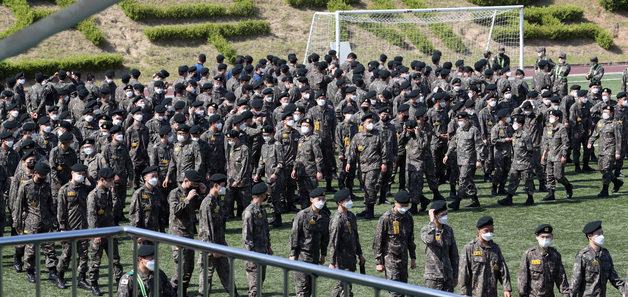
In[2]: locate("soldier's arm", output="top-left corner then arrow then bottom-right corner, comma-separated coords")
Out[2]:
273,145 -> 285,175
563,64 -> 571,77
372,216 -> 386,265
517,252 -> 530,297
288,213 -> 301,258
312,138 -> 324,173
334,126 -> 344,157
169,191 -> 190,216
555,253 -> 571,296
498,248 -> 512,292
588,124 -> 600,146
12,183 -> 26,230
594,67 -> 604,81
241,210 -> 255,251
193,143 -> 202,173
124,149 -> 134,182
569,253 -> 584,296
420,223 -> 437,245
474,128 -> 483,161
380,135 -> 390,165
446,133 -> 457,158
450,228 -> 459,280
166,148 -> 177,182
490,125 -> 500,146
235,146 -> 250,184
128,190 -> 140,228
86,193 -> 97,229
407,218 -> 416,260
48,152 -> 60,185
255,149 -> 266,178
615,122 -> 622,156
328,218 -> 339,266
116,274 -> 132,297
321,217 -> 330,258
606,253 -> 626,294
560,127 -> 570,157
458,245 -> 472,296
160,270 -> 175,296
149,145 -> 158,166
57,188 -> 68,230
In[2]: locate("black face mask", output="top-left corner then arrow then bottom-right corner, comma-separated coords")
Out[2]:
402,115 -> 409,121
381,115 -> 390,122
26,161 -> 35,169
361,106 -> 369,112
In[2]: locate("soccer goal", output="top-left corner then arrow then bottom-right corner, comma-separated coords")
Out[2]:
305,6 -> 524,69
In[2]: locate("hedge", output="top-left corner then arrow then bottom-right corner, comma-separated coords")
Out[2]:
327,0 -> 352,12
524,5 -> 584,23
143,20 -> 270,41
118,0 -> 255,21
599,0 -> 627,11
0,0 -> 36,39
287,0 -> 358,8
54,0 -> 107,46
467,0 -> 534,5
0,54 -> 124,78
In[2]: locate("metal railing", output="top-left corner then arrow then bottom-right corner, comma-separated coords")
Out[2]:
0,226 -> 461,297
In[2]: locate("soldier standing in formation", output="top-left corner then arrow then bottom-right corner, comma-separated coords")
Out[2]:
587,105 -> 624,197
420,200 -> 458,292
242,182 -> 273,297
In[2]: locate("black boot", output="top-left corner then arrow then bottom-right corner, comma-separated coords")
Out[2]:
91,282 -> 102,296
408,203 -> 419,215
498,184 -> 506,195
419,196 -> 430,212
55,271 -> 66,289
13,255 -> 23,272
538,181 -> 548,192
464,195 -> 481,207
448,184 -> 457,201
26,270 -> 36,283
613,179 -> 624,193
433,190 -> 445,201
325,179 -> 336,193
364,204 -> 375,220
270,213 -> 282,228
491,184 -> 498,196
356,207 -> 368,217
575,163 -> 582,173
583,164 -> 595,172
48,267 -> 60,284
597,184 -> 610,197
78,273 -> 92,290
565,183 -> 573,199
524,194 -> 534,205
542,189 -> 555,201
497,194 -> 513,206
483,172 -> 491,183
448,197 -> 461,211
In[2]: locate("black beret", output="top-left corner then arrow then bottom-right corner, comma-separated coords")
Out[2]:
541,91 -> 553,98
184,170 -> 202,182
342,106 -> 355,114
502,86 -> 512,93
452,101 -> 464,112
159,125 -> 171,136
397,104 -> 410,112
333,188 -> 351,202
142,165 -> 159,175
71,163 -> 88,172
226,130 -> 240,138
261,125 -> 274,134
251,98 -> 263,109
302,118 -> 314,126
548,109 -> 562,118
496,109 -> 509,119
617,92 -> 627,99
513,115 -> 526,124
364,91 -> 376,99
457,111 -> 469,119
414,106 -> 427,117
379,70 -> 391,78
138,245 -> 155,257
20,139 -> 36,151
535,224 -> 553,235
570,84 -> 581,90
577,90 -> 588,97
361,113 -> 374,122
406,89 -> 420,99
154,105 -> 167,113
78,87 -> 89,98
378,106 -> 391,114
0,132 -> 12,140
100,121 -> 113,130
345,86 -> 357,93
110,125 -> 122,134
486,84 -> 497,91
105,70 -> 115,77
527,90 -> 538,98
21,149 -> 36,161
176,124 -> 190,133
99,86 -> 111,95
99,167 -> 115,179
588,81 -> 599,88
22,122 -> 37,131
309,187 -> 325,198
550,96 -> 560,103
582,221 -> 602,234
209,173 -> 228,183
430,200 -> 447,214
81,138 -> 96,146
394,190 -> 410,203
251,182 -> 269,195
174,101 -> 186,110
153,80 -> 164,87
603,105 -> 614,112
190,125 -> 203,134
59,132 -> 73,143
130,106 -> 142,115
34,162 -> 50,175
464,100 -> 475,108
208,114 -> 221,124
477,216 -> 494,228
521,101 -> 533,109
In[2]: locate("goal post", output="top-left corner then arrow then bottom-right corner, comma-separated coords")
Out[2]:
305,5 -> 525,69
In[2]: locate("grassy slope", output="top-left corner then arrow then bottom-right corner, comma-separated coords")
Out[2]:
1,76 -> 626,296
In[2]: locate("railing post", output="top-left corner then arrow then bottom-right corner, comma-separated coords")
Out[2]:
177,247 -> 183,297
35,242 -> 40,297
312,275 -> 317,297
229,256 -> 235,297
108,237 -> 113,297
132,238 -> 138,297
374,287 -> 381,297
256,262 -> 262,297
282,268 -> 288,297
0,246 -> 3,296
153,241 -> 159,297
71,239 -> 77,297
343,280 -> 350,297
202,251 -> 208,297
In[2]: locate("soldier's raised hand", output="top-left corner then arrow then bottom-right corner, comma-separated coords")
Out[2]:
376,264 -> 384,272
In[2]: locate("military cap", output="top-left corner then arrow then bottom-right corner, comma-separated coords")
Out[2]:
582,221 -> 602,234
496,109 -> 509,119
521,101 -> 533,109
570,85 -> 581,90
141,165 -> 159,175
558,53 -> 566,59
81,138 -> 96,146
502,85 -> 512,93
464,100 -> 475,108
440,68 -> 450,76
404,120 -> 417,129
137,244 -> 155,258
22,122 -> 37,131
400,81 -> 411,90
333,188 -> 351,202
250,98 -> 263,109
240,111 -> 253,121
455,59 -> 464,67
538,60 -> 548,67
617,92 -> 627,99
414,106 -> 427,117
59,132 -> 73,143
486,84 -> 497,91
603,105 -> 614,112
209,173 -> 227,183
526,91 -> 538,98
34,162 -> 50,175
59,120 -> 71,129
130,106 -> 142,115
513,115 -> 526,124
176,124 -> 190,133
190,125 -> 203,135
590,56 -> 598,62
541,91 -> 553,98
100,86 -> 111,95
457,111 -> 469,119
184,170 -> 202,182
302,118 -> 314,126
361,113 -> 375,122
157,126 -> 170,137
309,187 -> 325,198
588,82 -> 599,88
37,116 -> 51,125
20,139 -> 36,151
406,89 -> 420,99
378,106 -> 391,114
261,125 -> 274,134
342,106 -> 355,114
173,101 -> 186,110
0,131 -> 14,140
535,224 -> 553,235
110,125 -> 123,134
236,98 -> 249,107
548,109 -> 562,118
299,85 -> 310,93
379,70 -> 391,79
226,130 -> 240,138
21,149 -> 36,161
97,167 -> 114,179
104,69 -> 115,78
394,190 -> 410,203
451,101 -> 464,112
602,88 -> 612,94
153,80 -> 165,88
431,200 -> 447,214
345,86 -> 357,93
77,87 -> 89,98
188,101 -> 202,108
100,121 -> 112,130
154,105 -> 166,113
206,114 -> 220,125
395,103 -> 409,112
47,106 -> 59,114
477,216 -> 494,228
251,182 -> 268,195
450,78 -> 461,85
71,163 -> 88,172
433,92 -> 446,101
577,89 -> 588,97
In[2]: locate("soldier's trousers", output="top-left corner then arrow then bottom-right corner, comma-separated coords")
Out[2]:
23,225 -> 58,271
532,147 -> 546,184
171,245 -> 195,291
281,168 -> 297,206
58,239 -> 89,275
88,237 -> 123,282
391,153 -> 406,190
361,170 -> 381,205
113,180 -> 128,222
446,154 -> 459,185
458,164 -> 477,197
379,162 -> 394,200
297,176 -> 318,210
431,141 -> 447,182
330,268 -> 354,297
383,256 -> 408,297
132,163 -> 147,188
321,141 -> 336,178
482,144 -> 495,175
615,143 -> 627,176
338,159 -> 356,191
268,178 -> 284,215
493,150 -> 512,186
225,185 -> 252,217
294,254 -> 320,297
507,167 -> 534,195
245,261 -> 266,297
553,81 -> 568,98
198,254 -> 236,295
407,166 -> 439,204
572,133 -> 591,165
598,155 -> 616,185
424,279 -> 454,293
546,160 -> 570,190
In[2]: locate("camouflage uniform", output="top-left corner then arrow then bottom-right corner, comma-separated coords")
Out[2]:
129,184 -> 162,231
541,123 -> 571,191
166,138 -> 202,184
225,142 -> 252,217
376,120 -> 398,202
56,180 -> 90,278
335,120 -> 358,192
588,117 -> 622,187
570,245 -> 625,297
446,124 -> 483,199
478,106 -> 497,178
48,145 -> 77,208
168,185 -> 201,292
256,141 -> 284,216
346,130 -> 390,205
459,238 -> 512,297
126,122 -> 150,186
372,208 -> 416,297
552,62 -> 570,97
117,269 -> 174,297
507,129 -> 535,196
293,134 -> 323,209
427,107 -> 450,183
587,63 -> 604,86
100,141 -> 134,222
569,101 -> 594,169
307,105 -> 337,184
242,202 -> 271,297
490,122 -> 514,192
517,245 -> 569,297
289,206 -> 330,297
148,140 -> 173,230
86,185 -> 123,283
329,210 -> 362,297
399,128 -> 439,206
200,128 -> 226,175
420,222 -> 459,292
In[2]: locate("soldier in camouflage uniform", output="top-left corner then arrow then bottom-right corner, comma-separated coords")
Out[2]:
498,115 -> 535,206
292,118 -> 323,210
8,148 -> 36,272
478,94 -> 498,182
585,56 -> 604,87
375,106 -> 397,205
200,114 -> 226,175
168,170 -> 206,295
427,93 -> 451,184
164,124 -> 202,187
127,106 -> 150,187
81,137 -> 107,189
149,126 -> 174,231
13,162 -> 60,284
49,132 -> 78,211
541,110 -> 573,201
255,125 -> 285,227
587,105 -> 624,197
242,182 -> 273,297
614,92 -> 628,178
570,221 -> 625,297
517,224 -> 570,297
372,190 -> 416,297
459,216 -> 512,297
421,200 -> 458,292
129,166 -> 162,232
225,129 -> 252,218
307,91 -> 337,192
56,163 -> 91,290
100,125 -> 134,223
346,113 -> 389,219
197,174 -> 239,296
570,90 -> 595,173
289,187 -> 330,297
328,188 -> 365,297
335,106 -> 358,194
532,60 -> 552,93
87,168 -> 124,296
490,109 -> 514,196
117,245 -> 174,297
552,53 -> 570,97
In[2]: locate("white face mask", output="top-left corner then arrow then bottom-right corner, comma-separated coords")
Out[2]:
524,110 -> 532,116
156,88 -> 164,94
549,117 -> 557,124
148,177 -> 159,187
167,105 -> 173,111
227,140 -> 235,146
537,52 -> 543,57
263,136 -> 271,143
468,109 -> 475,115
112,119 -> 122,126
43,126 -> 52,133
458,121 -> 465,128
504,93 -> 512,100
83,147 -> 94,155
134,114 -> 144,122
5,141 -> 13,148
538,238 -> 551,248
106,79 -> 113,84
317,99 -> 326,106
9,110 -> 19,118
552,105 -> 559,110
114,134 -> 124,142
239,123 -> 247,131
505,117 -> 511,123
303,93 -> 310,99
468,92 -> 474,99
343,200 -> 353,209
281,102 -> 288,107
126,91 -> 134,97
602,96 -> 609,102
623,101 -> 628,107
265,96 -> 273,103
138,103 -> 146,109
226,101 -> 234,107
177,135 -> 185,142
439,101 -> 446,107
18,79 -> 25,85
73,174 -> 85,183
512,123 -> 520,131
167,135 -> 174,143
30,132 -> 37,139
350,95 -> 357,101
156,115 -> 164,121
418,96 -> 425,103
93,109 -> 101,115
365,123 -> 374,131
145,259 -> 155,272
218,186 -> 226,195
593,235 -> 604,246
191,137 -> 199,142
481,232 -> 494,241
453,86 -> 461,92
286,120 -> 295,127
196,110 -> 205,116
70,142 -> 76,149
438,215 -> 448,225
397,206 -> 409,214
101,131 -> 110,138
85,115 -> 94,122
489,101 -> 497,107
592,88 -> 599,94
602,113 -> 610,120
582,98 -> 588,104
313,200 -> 325,210
51,114 -> 59,121
216,123 -> 223,130
345,114 -> 354,121
293,114 -> 301,121
543,99 -> 551,106
370,99 -> 377,105
301,126 -> 311,135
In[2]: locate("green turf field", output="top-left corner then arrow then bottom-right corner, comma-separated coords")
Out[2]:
1,74 -> 626,296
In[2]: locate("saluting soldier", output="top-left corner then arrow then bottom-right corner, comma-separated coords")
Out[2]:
372,190 -> 417,297
117,245 -> 174,297
459,216 -> 512,297
242,182 -> 273,297
289,187 -> 330,297
129,166 -> 162,232
517,224 -> 570,297
570,221 -> 625,297
421,201 -> 458,292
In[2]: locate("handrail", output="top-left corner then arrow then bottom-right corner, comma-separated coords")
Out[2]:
0,226 -> 462,297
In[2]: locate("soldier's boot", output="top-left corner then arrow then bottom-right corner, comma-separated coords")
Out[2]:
574,163 -> 583,173
483,172 -> 491,183
364,204 -> 375,220
463,195 -> 481,208
26,269 -> 36,283
565,183 -> 573,199
448,184 -> 457,201
356,208 -> 368,217
498,183 -> 506,195
491,184 -> 498,196
448,197 -> 461,211
538,181 -> 548,192
497,194 -> 513,206
408,203 -> 419,215
583,163 -> 595,172
433,190 -> 445,201
612,179 -> 624,193
13,255 -> 23,272
542,189 -> 555,201
48,267 -> 60,284
269,213 -> 282,228
91,282 -> 102,296
55,271 -> 66,289
325,178 -> 336,193
419,196 -> 430,213
78,273 -> 92,290
524,194 -> 534,205
597,184 -> 610,198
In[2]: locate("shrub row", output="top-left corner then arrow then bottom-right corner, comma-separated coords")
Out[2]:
326,0 -> 352,11
118,0 -> 255,21
599,0 -> 627,11
143,20 -> 270,41
54,0 -> 107,46
466,0 -> 534,6
287,0 -> 358,8
0,0 -> 37,39
0,54 -> 124,78
524,5 -> 584,23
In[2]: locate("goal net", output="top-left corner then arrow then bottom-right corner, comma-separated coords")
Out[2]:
305,6 -> 524,69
